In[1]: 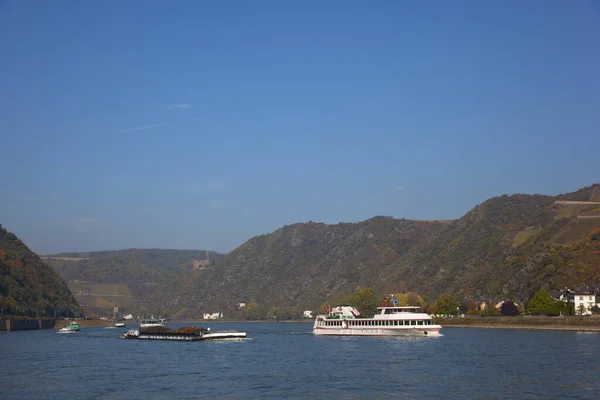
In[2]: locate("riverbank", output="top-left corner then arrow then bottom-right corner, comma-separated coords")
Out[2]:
437,316 -> 600,332
54,319 -> 112,329
0,319 -> 55,332
172,319 -> 312,324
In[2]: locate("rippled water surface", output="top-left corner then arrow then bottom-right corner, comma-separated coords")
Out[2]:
1,322 -> 599,399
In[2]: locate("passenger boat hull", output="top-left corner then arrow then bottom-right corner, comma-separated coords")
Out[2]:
313,326 -> 442,337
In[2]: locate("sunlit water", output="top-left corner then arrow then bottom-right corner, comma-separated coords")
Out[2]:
1,322 -> 599,399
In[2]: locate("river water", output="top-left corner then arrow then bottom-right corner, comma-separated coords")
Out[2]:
1,322 -> 599,399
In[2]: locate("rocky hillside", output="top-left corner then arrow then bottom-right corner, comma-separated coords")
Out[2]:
0,225 -> 80,318
151,184 -> 600,318
149,217 -> 449,316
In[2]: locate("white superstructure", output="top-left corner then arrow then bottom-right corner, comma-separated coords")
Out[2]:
313,306 -> 442,337
139,318 -> 166,328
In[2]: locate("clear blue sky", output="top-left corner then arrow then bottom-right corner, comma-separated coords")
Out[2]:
1,1 -> 599,254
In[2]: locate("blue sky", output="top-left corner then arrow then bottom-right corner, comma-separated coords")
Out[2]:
1,1 -> 599,254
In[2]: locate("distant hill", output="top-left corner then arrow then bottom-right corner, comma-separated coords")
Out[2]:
44,249 -> 225,316
46,184 -> 600,318
0,225 -> 80,318
148,184 -> 600,318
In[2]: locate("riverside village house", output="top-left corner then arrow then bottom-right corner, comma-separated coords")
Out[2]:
553,288 -> 600,315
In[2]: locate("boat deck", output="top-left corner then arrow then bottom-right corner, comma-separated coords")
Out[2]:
124,329 -> 246,341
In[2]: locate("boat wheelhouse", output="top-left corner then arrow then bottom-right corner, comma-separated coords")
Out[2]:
313,306 -> 442,336
139,318 -> 166,329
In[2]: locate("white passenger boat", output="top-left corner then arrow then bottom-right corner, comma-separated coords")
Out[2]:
313,306 -> 442,336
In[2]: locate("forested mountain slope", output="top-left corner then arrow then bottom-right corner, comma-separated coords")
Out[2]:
0,225 -> 80,317
151,185 -> 600,318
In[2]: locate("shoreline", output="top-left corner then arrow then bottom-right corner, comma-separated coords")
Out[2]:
54,319 -> 112,329
53,317 -> 600,332
436,316 -> 600,332
172,319 -> 313,323
443,324 -> 600,332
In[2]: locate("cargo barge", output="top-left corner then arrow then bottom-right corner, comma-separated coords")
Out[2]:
123,325 -> 246,341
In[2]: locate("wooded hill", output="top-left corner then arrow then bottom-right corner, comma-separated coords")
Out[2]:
44,249 -> 224,315
0,225 -> 80,318
147,184 -> 600,318
42,184 -> 600,318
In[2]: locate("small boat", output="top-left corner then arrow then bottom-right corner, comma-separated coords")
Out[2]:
313,306 -> 442,337
115,322 -> 125,328
58,321 -> 81,333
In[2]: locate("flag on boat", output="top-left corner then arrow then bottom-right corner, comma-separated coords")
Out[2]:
325,305 -> 330,313
393,299 -> 398,306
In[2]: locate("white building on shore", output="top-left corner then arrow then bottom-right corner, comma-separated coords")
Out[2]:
573,292 -> 598,315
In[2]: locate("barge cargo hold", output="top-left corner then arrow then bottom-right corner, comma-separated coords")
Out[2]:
123,326 -> 246,341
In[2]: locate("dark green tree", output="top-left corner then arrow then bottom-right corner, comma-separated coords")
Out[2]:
558,299 -> 575,316
527,289 -> 560,316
